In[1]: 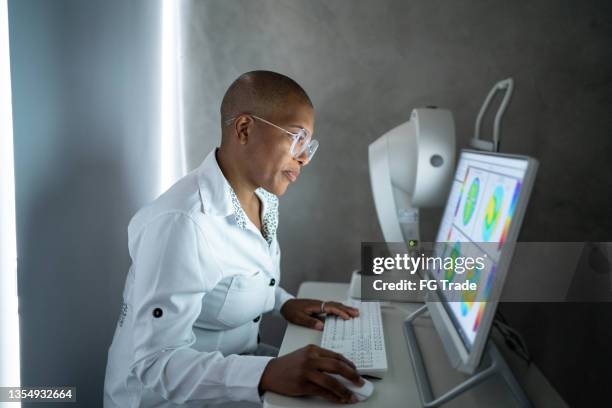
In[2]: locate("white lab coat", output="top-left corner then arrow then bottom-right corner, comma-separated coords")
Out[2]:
104,149 -> 294,407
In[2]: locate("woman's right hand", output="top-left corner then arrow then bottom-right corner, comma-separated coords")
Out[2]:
258,344 -> 364,404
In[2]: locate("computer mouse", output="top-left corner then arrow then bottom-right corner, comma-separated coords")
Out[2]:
328,373 -> 374,401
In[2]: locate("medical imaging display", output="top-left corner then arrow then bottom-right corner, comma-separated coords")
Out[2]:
433,152 -> 529,346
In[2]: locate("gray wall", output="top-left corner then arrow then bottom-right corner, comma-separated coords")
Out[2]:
182,0 -> 612,301
9,1 -> 163,407
181,1 -> 612,406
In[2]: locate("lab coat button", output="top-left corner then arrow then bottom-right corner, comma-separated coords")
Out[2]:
253,315 -> 261,322
153,308 -> 163,318
269,278 -> 276,286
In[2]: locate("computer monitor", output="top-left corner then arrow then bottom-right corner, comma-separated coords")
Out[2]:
426,149 -> 538,374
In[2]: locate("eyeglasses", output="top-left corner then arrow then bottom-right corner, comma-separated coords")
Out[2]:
225,114 -> 319,162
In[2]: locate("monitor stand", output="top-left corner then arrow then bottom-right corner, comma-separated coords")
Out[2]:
402,305 -> 532,408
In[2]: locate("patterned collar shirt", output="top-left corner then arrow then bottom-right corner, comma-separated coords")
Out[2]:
104,149 -> 294,407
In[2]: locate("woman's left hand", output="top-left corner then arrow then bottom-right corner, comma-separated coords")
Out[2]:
280,298 -> 360,331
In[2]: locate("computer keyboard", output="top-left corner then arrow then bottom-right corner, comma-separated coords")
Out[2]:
320,299 -> 388,377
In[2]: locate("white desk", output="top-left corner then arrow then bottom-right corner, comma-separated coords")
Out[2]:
264,282 -> 567,408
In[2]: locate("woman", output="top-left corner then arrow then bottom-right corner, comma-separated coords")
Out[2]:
104,71 -> 363,407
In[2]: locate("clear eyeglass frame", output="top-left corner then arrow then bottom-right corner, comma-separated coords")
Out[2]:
224,114 -> 319,162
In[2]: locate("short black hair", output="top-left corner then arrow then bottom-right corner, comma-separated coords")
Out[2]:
220,70 -> 313,127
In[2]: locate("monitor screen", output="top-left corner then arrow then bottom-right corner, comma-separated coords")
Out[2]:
431,151 -> 531,348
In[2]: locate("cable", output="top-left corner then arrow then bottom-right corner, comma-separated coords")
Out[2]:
493,312 -> 532,365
